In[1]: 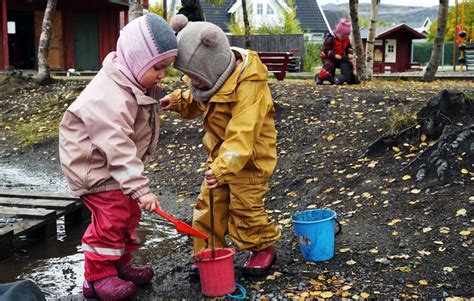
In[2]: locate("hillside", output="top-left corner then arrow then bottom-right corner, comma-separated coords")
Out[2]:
322,3 -> 438,28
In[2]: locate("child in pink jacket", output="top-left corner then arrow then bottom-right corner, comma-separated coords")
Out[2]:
59,13 -> 177,300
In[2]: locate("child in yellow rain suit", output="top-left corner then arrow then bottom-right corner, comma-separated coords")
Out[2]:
160,15 -> 281,277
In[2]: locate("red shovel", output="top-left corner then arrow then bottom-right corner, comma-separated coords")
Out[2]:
153,207 -> 209,240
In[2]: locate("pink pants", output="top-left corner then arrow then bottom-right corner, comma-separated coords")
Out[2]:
81,190 -> 141,282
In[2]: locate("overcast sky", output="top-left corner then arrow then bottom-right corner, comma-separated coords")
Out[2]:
317,0 -> 455,7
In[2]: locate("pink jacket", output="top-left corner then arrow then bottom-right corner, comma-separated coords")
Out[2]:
59,53 -> 160,199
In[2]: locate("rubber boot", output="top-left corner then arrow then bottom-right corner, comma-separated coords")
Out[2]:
315,75 -> 324,85
82,276 -> 136,301
117,262 -> 155,286
189,263 -> 199,280
333,75 -> 344,85
241,246 -> 277,277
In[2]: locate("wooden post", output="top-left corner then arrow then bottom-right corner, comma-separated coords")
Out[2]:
1,0 -> 8,70
453,0 -> 458,71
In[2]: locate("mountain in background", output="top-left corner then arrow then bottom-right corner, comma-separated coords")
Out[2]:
322,3 -> 438,28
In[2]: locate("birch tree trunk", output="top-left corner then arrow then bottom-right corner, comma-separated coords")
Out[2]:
365,0 -> 380,80
422,0 -> 449,82
129,0 -> 143,22
242,0 -> 251,48
36,0 -> 57,84
349,0 -> 368,80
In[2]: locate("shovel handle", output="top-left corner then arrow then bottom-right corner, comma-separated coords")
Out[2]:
209,188 -> 215,259
154,207 -> 179,225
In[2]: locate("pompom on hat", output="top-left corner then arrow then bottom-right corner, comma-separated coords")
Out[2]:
115,13 -> 178,86
170,15 -> 236,101
334,18 -> 352,37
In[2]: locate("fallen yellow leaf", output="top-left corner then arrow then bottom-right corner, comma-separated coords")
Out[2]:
419,279 -> 428,285
392,146 -> 401,152
339,248 -> 351,253
388,219 -> 402,226
459,230 -> 471,236
320,291 -> 334,298
346,259 -> 357,265
455,208 -> 467,217
360,292 -> 370,298
420,134 -> 427,142
461,168 -> 469,174
402,175 -> 412,180
422,227 -> 432,233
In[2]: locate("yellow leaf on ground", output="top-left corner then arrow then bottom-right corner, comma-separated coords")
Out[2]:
402,175 -> 412,180
392,146 -> 401,152
422,227 -> 432,233
461,168 -> 469,174
395,266 -> 411,272
339,248 -> 351,253
342,285 -> 352,291
360,292 -> 370,298
410,189 -> 421,194
455,208 -> 467,217
443,266 -> 453,273
388,219 -> 401,226
320,292 -> 334,298
346,259 -> 357,265
459,230 -> 471,236
419,279 -> 428,285
421,134 -> 427,142
310,291 -> 322,296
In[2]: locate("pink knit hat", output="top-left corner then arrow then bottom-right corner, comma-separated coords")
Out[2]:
115,13 -> 178,85
334,18 -> 351,37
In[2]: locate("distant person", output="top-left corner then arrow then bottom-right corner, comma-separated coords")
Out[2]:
161,15 -> 281,277
58,13 -> 178,300
315,18 -> 360,85
177,0 -> 205,22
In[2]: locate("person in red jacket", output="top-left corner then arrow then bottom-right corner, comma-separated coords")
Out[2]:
315,18 -> 360,85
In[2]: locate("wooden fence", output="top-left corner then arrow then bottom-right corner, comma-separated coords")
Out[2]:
228,34 -> 305,71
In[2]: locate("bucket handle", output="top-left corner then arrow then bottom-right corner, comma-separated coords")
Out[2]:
335,218 -> 342,236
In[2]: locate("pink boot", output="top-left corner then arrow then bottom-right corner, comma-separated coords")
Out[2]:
117,262 -> 154,286
241,246 -> 277,277
82,276 -> 136,300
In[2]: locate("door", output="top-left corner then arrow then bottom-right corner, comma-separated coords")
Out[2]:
8,11 -> 35,69
385,39 -> 396,63
34,11 -> 64,70
73,13 -> 99,70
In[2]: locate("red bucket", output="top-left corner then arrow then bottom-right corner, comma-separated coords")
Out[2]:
194,248 -> 236,297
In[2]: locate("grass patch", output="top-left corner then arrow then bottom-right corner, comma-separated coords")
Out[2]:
3,95 -> 77,148
389,111 -> 416,133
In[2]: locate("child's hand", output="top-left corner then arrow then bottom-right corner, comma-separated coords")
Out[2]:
348,53 -> 354,59
335,54 -> 342,60
137,192 -> 161,212
204,169 -> 218,189
159,97 -> 172,110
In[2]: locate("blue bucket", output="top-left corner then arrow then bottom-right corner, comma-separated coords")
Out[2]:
292,209 -> 341,262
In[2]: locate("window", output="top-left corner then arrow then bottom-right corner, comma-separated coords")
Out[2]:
388,45 -> 394,53
266,4 -> 274,14
256,3 -> 263,14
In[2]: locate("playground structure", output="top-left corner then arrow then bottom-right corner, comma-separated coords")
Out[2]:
454,0 -> 473,71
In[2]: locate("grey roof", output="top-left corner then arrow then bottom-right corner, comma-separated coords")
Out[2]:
295,0 -> 330,34
200,0 -> 329,34
201,0 -> 235,32
360,24 -> 426,40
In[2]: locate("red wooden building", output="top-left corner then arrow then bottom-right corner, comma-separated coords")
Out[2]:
361,24 -> 426,73
0,0 -> 129,71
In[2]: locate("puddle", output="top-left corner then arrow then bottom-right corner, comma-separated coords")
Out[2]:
0,164 -> 69,192
0,165 -> 187,299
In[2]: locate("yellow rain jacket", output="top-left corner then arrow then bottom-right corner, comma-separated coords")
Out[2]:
168,48 -> 277,184
167,48 -> 281,252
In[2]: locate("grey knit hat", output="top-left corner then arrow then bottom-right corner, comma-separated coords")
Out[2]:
171,15 -> 235,101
